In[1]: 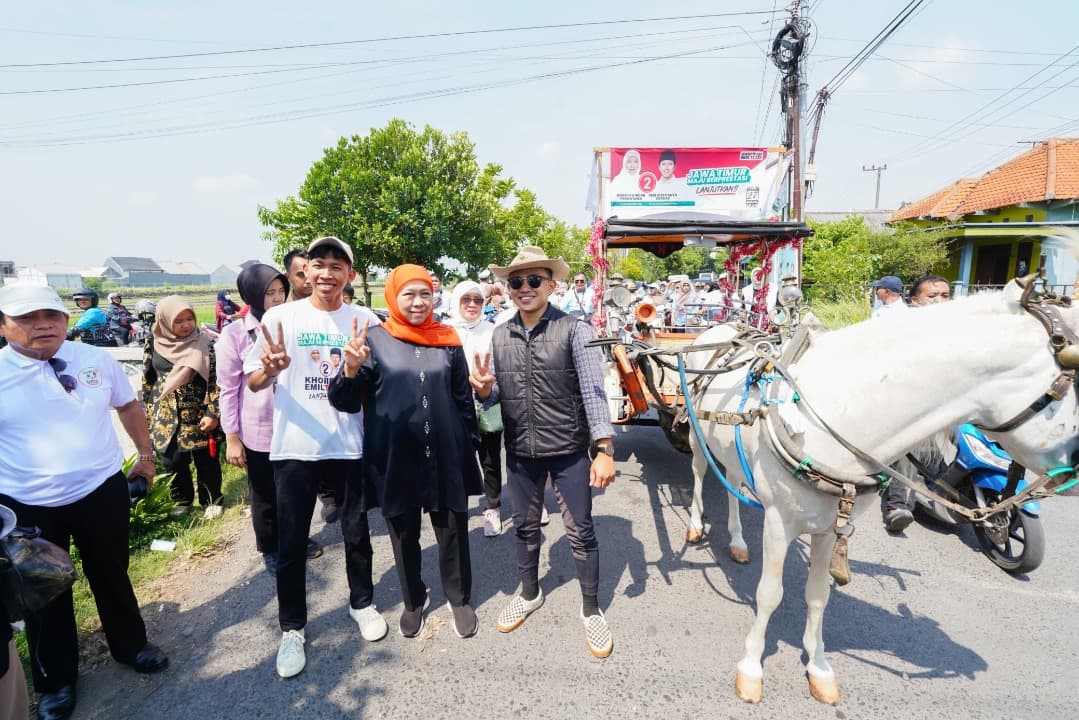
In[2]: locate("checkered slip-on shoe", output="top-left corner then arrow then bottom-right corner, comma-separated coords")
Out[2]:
581,607 -> 613,658
496,590 -> 544,633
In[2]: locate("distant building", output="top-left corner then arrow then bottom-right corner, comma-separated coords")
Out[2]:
103,257 -> 210,287
890,137 -> 1079,294
0,261 -> 14,286
156,260 -> 210,286
104,257 -> 166,286
15,263 -> 101,290
211,264 -> 245,288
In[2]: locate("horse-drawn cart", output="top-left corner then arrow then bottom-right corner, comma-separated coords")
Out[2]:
589,211 -> 812,452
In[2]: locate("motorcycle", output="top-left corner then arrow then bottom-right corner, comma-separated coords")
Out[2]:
127,300 -> 156,347
913,423 -> 1045,574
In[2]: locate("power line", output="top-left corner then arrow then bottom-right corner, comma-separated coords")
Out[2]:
753,0 -> 782,145
0,42 -> 733,147
0,10 -> 782,69
0,28 -> 763,136
895,43 -> 1079,164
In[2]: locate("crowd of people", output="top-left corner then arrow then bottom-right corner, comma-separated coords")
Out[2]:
0,237 -> 618,719
1,236 -> 981,719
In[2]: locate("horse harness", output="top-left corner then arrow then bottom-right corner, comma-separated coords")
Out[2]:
668,272 -> 1079,586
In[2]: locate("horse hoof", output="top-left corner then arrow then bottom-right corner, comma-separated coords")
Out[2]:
807,673 -> 840,705
728,545 -> 750,564
685,526 -> 704,544
734,671 -> 762,703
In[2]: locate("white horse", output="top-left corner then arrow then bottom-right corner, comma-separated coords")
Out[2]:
683,280 -> 1079,704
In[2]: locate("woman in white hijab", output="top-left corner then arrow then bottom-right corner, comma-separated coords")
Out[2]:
670,280 -> 698,330
609,149 -> 643,197
449,281 -> 505,537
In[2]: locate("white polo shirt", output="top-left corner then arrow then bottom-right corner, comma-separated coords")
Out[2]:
0,341 -> 134,507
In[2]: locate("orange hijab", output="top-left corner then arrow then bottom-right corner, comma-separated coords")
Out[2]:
382,264 -> 462,347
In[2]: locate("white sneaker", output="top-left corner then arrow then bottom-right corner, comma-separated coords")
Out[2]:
496,590 -> 544,633
276,629 -> 306,678
348,604 -> 389,642
540,505 -> 550,526
581,607 -> 613,658
483,508 -> 502,537
203,504 -> 224,520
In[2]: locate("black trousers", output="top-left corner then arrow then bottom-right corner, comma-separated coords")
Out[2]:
0,472 -> 148,693
164,445 -> 222,507
273,459 -> 374,631
478,430 -> 504,509
386,508 -> 471,611
245,447 -> 276,554
506,451 -> 599,596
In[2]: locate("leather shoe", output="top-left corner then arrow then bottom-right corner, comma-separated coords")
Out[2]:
37,685 -> 76,720
124,643 -> 169,674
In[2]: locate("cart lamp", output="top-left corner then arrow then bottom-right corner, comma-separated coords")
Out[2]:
683,235 -> 717,248
777,276 -> 803,307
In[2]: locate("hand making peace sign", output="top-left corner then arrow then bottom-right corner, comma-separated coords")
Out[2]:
342,316 -> 370,378
468,352 -> 495,400
259,322 -> 291,377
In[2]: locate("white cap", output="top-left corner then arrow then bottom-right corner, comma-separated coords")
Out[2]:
306,236 -> 354,265
0,284 -> 68,317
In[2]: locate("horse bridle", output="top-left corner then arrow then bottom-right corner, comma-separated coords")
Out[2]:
977,269 -> 1079,434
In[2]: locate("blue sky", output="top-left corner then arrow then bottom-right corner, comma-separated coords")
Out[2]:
2,1 -> 1076,270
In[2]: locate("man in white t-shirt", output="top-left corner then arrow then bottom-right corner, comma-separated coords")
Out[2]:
869,275 -> 908,318
0,284 -> 168,720
246,236 -> 387,679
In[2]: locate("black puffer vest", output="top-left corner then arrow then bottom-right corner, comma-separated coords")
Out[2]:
492,306 -> 589,458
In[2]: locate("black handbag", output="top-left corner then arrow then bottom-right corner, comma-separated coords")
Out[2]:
0,525 -> 79,622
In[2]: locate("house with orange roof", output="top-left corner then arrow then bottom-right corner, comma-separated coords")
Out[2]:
889,138 -> 1079,294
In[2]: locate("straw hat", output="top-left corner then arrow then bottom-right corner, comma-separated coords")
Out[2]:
489,245 -> 570,282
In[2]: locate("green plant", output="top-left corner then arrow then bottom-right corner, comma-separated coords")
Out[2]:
128,475 -> 179,550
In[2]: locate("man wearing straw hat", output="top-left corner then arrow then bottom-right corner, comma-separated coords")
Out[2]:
469,245 -> 617,658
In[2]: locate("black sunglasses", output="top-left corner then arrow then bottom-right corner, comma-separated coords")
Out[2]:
507,274 -> 551,290
48,357 -> 78,393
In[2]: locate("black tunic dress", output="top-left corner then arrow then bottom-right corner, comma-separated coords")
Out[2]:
327,326 -> 481,519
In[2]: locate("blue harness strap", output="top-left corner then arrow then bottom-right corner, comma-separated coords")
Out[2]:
678,354 -> 764,509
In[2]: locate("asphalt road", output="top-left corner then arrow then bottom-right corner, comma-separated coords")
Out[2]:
71,423 -> 1079,719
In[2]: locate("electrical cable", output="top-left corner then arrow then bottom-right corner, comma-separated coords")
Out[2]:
0,42 -> 732,147
0,9 -> 783,69
0,24 -> 758,134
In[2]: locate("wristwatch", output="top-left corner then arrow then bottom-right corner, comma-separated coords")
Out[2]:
591,443 -> 614,459
136,452 -> 157,464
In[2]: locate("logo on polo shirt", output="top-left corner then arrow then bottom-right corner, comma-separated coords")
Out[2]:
79,367 -> 101,387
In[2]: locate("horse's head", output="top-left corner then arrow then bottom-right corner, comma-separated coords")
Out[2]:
987,261 -> 1079,475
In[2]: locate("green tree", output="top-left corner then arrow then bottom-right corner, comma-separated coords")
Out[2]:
259,119 -> 531,304
803,216 -> 948,300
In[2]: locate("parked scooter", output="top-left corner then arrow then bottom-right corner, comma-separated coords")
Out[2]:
913,423 -> 1045,574
128,299 -> 156,347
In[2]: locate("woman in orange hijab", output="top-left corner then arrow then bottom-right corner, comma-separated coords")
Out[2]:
328,264 -> 482,639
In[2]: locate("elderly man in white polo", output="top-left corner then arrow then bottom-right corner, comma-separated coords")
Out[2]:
0,284 -> 168,720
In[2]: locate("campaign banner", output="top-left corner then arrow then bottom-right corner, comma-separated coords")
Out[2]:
600,147 -> 790,221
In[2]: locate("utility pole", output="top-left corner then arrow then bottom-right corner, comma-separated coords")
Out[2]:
790,0 -> 803,221
862,163 -> 887,209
